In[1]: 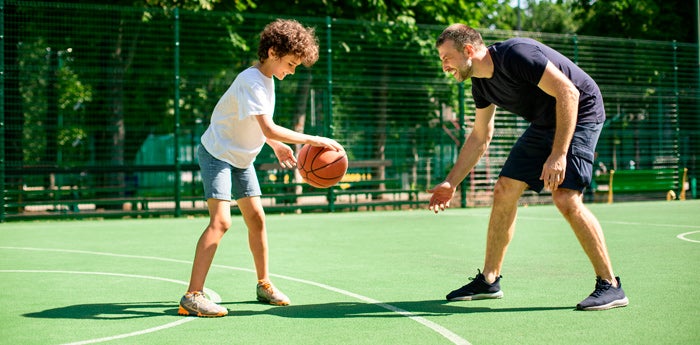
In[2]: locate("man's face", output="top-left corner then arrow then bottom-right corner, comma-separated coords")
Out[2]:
438,40 -> 473,82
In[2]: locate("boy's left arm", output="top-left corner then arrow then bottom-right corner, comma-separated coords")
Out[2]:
266,138 -> 297,168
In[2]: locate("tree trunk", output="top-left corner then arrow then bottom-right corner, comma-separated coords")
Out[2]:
96,14 -> 139,208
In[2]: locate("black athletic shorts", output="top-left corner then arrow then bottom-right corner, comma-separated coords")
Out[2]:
499,121 -> 603,193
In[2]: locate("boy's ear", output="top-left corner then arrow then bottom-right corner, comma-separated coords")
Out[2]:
267,47 -> 277,60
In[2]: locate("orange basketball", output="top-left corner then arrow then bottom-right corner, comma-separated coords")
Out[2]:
297,144 -> 348,188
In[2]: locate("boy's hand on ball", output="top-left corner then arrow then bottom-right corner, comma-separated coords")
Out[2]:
310,136 -> 344,152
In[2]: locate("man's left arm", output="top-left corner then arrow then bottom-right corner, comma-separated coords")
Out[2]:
537,61 -> 580,191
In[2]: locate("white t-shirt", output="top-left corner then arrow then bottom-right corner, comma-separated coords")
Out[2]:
201,67 -> 275,168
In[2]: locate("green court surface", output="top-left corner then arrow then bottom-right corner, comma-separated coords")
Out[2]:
1,200 -> 699,345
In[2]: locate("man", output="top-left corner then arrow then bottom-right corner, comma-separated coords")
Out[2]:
428,24 -> 628,311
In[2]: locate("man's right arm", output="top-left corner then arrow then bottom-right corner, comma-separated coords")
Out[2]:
428,104 -> 495,213
444,104 -> 496,186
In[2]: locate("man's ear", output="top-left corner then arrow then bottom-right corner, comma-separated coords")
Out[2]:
464,44 -> 475,57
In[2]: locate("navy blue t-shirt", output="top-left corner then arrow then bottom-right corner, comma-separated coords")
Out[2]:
471,38 -> 605,127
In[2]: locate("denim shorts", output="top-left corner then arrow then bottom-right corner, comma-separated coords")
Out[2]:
197,145 -> 261,201
499,121 -> 603,193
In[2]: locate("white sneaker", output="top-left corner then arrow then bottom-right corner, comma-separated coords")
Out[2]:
256,280 -> 291,306
178,291 -> 228,317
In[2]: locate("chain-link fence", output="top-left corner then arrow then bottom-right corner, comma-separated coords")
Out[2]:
2,1 -> 699,220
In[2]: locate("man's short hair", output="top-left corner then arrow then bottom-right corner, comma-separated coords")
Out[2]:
436,24 -> 485,51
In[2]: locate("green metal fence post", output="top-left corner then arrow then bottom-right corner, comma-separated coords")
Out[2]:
572,34 -> 578,64
697,0 -> 700,200
0,0 -> 5,222
324,17 -> 333,140
173,7 -> 182,217
672,40 -> 683,196
325,16 -> 336,212
458,82 -> 467,208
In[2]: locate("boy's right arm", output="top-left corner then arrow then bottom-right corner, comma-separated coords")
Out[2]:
254,114 -> 344,152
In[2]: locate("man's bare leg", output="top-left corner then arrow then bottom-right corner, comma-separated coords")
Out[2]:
552,188 -> 628,310
552,188 -> 616,285
445,176 -> 527,301
482,177 -> 528,284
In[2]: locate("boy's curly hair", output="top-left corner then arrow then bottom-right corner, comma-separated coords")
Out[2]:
258,19 -> 319,67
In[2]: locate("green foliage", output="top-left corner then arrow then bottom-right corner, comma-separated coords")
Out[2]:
56,63 -> 92,113
8,0 -> 697,183
524,0 -> 580,33
240,0 -> 496,27
573,0 -> 696,42
18,38 -> 49,165
55,55 -> 93,166
480,0 -> 580,33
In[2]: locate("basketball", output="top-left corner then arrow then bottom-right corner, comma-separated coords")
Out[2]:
297,144 -> 348,188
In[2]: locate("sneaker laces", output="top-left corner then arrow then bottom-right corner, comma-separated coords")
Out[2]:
465,269 -> 501,287
258,280 -> 273,292
589,279 -> 613,298
468,269 -> 483,281
189,291 -> 214,306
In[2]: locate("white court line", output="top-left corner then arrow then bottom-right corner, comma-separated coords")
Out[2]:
600,220 -> 700,230
516,216 -> 700,243
0,269 -> 221,345
241,270 -> 469,345
0,247 -> 470,345
439,209 -> 700,230
516,215 -> 700,229
677,231 -> 700,243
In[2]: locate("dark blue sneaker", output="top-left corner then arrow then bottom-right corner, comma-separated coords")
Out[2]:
446,269 -> 503,301
576,277 -> 629,311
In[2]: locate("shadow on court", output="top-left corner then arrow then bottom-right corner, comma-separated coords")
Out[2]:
22,300 -> 573,320
23,302 -> 179,320
222,300 -> 574,318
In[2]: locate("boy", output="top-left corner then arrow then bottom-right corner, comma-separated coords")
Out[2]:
178,19 -> 344,317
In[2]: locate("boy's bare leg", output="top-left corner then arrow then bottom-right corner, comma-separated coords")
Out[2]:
236,196 -> 269,282
237,196 -> 290,305
187,198 -> 232,292
179,198 -> 231,317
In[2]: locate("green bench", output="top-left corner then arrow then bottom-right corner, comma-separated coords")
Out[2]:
593,168 -> 688,203
253,179 -> 420,213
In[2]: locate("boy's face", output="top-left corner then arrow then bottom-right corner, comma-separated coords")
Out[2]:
269,50 -> 302,80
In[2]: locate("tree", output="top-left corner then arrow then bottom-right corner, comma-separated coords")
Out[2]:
477,0 -> 580,33
573,0 -> 696,42
240,1 -> 499,189
10,0 -> 242,204
523,0 -> 580,33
